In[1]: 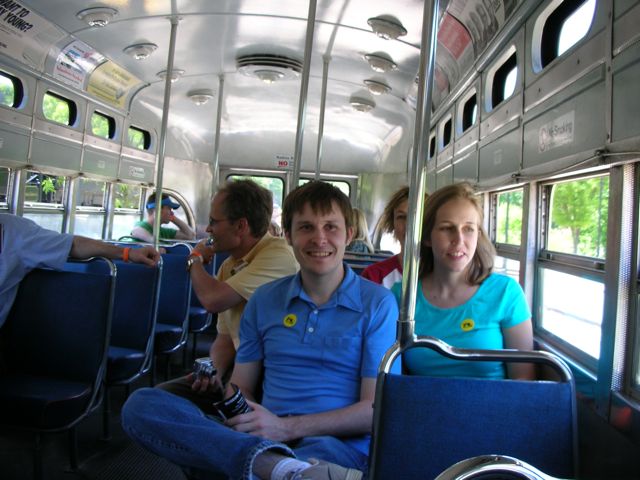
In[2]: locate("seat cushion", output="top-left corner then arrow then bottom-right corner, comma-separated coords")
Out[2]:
189,307 -> 212,333
107,346 -> 146,384
0,373 -> 93,430
154,323 -> 183,354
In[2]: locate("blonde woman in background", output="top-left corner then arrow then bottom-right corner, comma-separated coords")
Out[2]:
361,186 -> 409,288
346,208 -> 375,254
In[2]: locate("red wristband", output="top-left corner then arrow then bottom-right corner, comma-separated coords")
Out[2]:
191,250 -> 203,259
122,247 -> 131,263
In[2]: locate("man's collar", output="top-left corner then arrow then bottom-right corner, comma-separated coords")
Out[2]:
284,264 -> 362,312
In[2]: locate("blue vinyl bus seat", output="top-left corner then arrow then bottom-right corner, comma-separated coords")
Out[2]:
0,257 -> 115,479
184,249 -> 229,362
369,337 -> 577,480
153,243 -> 192,382
66,253 -> 161,439
435,454 -> 566,480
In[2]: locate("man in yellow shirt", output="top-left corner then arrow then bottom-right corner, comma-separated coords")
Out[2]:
157,179 -> 298,409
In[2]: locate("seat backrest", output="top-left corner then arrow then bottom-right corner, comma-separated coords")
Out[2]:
435,454 -> 565,480
157,245 -> 192,342
6,258 -> 115,385
110,259 -> 161,352
369,340 -> 577,480
213,250 -> 230,275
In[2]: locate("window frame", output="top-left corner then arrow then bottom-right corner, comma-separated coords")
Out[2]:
90,110 -> 116,140
534,174 -> 610,371
127,125 -> 151,150
42,90 -> 77,126
532,0 -> 597,73
0,69 -> 24,109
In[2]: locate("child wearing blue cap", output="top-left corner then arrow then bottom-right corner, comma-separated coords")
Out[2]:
130,191 -> 196,242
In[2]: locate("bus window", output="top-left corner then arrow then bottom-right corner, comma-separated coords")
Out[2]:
298,178 -> 351,199
491,52 -> 517,109
0,70 -> 23,108
227,174 -> 284,226
557,0 -> 595,56
537,175 -> 608,363
75,178 -> 107,239
91,111 -> 116,140
440,116 -> 452,150
128,126 -> 151,150
491,188 -> 523,281
429,135 -> 436,159
23,170 -> 66,232
112,183 -> 143,240
0,166 -> 9,207
495,189 -> 522,246
461,94 -> 477,132
43,91 -> 76,126
539,0 -> 597,71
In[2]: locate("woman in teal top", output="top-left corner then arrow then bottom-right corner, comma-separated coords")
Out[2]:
392,182 -> 535,380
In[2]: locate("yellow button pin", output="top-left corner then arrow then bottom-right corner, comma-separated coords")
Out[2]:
461,318 -> 475,331
283,314 -> 297,328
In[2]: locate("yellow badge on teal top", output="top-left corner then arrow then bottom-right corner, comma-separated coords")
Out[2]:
283,314 -> 297,328
460,318 -> 475,331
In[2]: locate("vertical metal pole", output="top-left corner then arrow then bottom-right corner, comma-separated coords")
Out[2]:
289,0 -> 317,191
314,55 -> 330,181
399,0 -> 440,347
152,16 -> 179,247
212,74 -> 224,194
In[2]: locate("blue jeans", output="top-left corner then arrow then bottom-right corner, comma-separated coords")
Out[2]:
121,388 -> 368,480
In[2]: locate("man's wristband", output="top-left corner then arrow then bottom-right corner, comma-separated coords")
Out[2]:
186,250 -> 204,271
122,247 -> 131,263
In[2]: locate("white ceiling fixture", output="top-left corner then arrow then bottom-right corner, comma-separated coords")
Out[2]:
188,89 -> 215,106
349,95 -> 376,113
123,43 -> 158,60
76,7 -> 118,27
157,69 -> 185,83
364,79 -> 391,95
237,54 -> 302,84
364,53 -> 397,73
367,16 -> 407,40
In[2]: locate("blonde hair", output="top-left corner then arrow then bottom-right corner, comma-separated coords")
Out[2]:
378,186 -> 409,235
420,182 -> 495,285
351,208 -> 374,252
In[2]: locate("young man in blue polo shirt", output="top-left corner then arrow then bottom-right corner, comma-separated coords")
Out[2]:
122,181 -> 399,480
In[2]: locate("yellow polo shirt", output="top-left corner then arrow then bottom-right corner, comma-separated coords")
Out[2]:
216,234 -> 298,348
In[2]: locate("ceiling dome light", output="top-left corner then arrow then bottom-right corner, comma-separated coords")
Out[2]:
188,89 -> 215,106
157,69 -> 185,83
254,69 -> 285,84
364,79 -> 391,95
123,43 -> 158,60
76,7 -> 118,27
364,52 -> 397,73
349,95 -> 376,113
367,16 -> 407,40
237,54 -> 302,83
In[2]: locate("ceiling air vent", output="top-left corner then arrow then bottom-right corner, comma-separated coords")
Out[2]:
236,54 -> 303,84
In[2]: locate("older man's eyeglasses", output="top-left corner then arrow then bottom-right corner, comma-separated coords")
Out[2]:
208,217 -> 231,227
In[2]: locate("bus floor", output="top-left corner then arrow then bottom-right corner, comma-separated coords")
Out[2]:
0,331 -> 217,480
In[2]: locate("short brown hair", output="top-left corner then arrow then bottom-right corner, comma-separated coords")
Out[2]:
218,179 -> 272,238
420,182 -> 495,284
379,186 -> 409,234
282,181 -> 352,234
